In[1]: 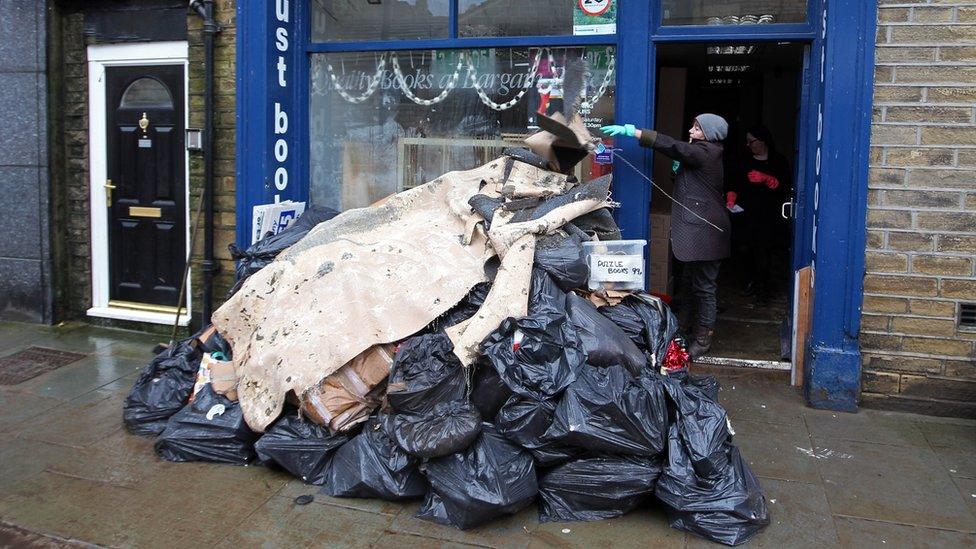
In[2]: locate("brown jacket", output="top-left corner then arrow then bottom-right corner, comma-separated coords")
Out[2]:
639,130 -> 731,262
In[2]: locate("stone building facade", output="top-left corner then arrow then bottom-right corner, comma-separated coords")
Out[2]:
1,1 -> 973,416
45,0 -> 237,332
0,3 -> 52,323
862,0 -> 976,416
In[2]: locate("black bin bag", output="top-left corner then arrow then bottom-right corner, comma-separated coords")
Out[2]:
662,375 -> 731,478
534,232 -> 589,291
528,268 -> 567,316
393,401 -> 482,459
654,376 -> 769,546
417,424 -> 538,530
569,207 -> 621,241
154,384 -> 258,464
565,293 -> 647,376
495,395 -> 579,467
470,361 -> 513,422
124,336 -> 203,436
254,412 -> 350,485
481,313 -> 585,401
599,294 -> 679,366
539,455 -> 663,522
548,365 -> 667,456
670,369 -> 722,402
323,413 -> 427,500
227,206 -> 339,296
433,282 -> 491,330
387,332 -> 466,415
655,426 -> 769,546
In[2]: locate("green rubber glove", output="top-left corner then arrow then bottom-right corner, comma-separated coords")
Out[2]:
600,124 -> 636,137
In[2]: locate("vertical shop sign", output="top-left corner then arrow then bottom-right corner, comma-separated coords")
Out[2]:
573,0 -> 617,35
270,0 -> 293,201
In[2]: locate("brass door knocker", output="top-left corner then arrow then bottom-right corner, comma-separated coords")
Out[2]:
139,112 -> 149,136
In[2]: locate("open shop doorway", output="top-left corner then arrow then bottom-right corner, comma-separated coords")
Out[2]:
651,42 -> 806,369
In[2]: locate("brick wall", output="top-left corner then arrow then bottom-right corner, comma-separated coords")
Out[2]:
51,1 -> 237,332
862,0 -> 976,417
187,0 -> 238,324
53,7 -> 94,321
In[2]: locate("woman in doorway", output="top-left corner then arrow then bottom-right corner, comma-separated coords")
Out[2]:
727,125 -> 792,305
602,114 -> 731,360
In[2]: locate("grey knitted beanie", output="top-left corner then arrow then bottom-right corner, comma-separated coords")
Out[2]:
695,113 -> 729,141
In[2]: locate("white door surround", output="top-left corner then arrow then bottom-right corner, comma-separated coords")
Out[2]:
86,41 -> 191,326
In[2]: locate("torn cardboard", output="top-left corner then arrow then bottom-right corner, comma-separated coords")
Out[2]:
301,344 -> 396,432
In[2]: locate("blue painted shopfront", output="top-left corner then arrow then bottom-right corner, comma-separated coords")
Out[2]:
235,0 -> 876,411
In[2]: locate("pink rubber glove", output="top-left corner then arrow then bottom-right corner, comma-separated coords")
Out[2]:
726,191 -> 737,209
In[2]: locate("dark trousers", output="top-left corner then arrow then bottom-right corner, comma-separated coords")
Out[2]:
679,259 -> 722,330
742,213 -> 776,295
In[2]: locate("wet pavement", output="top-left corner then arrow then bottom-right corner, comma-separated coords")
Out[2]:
0,320 -> 973,548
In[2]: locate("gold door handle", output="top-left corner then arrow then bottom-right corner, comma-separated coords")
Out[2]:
105,179 -> 116,207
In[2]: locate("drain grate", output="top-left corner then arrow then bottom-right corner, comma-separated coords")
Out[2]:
0,347 -> 87,385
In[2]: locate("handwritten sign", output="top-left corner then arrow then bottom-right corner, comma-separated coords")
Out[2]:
589,254 -> 643,283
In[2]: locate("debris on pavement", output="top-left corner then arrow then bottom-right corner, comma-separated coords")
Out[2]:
322,413 -> 427,500
123,124 -> 770,545
301,343 -> 396,432
254,412 -> 349,485
124,329 -> 210,436
539,455 -> 662,522
226,205 -> 340,297
154,384 -> 258,465
418,423 -> 538,530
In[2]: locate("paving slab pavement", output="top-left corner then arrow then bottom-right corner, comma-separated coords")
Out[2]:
0,321 -> 973,547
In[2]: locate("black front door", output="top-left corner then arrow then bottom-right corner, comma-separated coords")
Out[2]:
105,65 -> 186,307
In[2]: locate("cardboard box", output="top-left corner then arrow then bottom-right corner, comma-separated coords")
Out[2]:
650,212 -> 671,242
302,343 -> 396,432
649,213 -> 672,296
210,359 -> 239,401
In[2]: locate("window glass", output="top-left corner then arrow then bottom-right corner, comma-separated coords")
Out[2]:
661,1 -> 807,26
119,77 -> 172,109
459,0 -> 616,37
311,0 -> 449,42
309,46 -> 616,211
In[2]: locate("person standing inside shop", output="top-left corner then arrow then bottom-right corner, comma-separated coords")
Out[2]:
726,125 -> 792,304
601,114 -> 731,359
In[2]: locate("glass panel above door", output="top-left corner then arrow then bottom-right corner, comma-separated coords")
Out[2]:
459,0 -> 617,37
311,0 -> 449,42
661,0 -> 807,26
119,77 -> 173,109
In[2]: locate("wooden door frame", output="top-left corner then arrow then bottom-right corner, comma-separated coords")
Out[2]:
86,41 -> 190,326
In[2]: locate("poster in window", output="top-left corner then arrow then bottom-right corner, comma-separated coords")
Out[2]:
573,0 -> 616,35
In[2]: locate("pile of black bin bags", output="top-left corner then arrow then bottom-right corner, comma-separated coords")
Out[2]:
123,239 -> 769,547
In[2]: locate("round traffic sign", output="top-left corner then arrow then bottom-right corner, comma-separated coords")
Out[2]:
578,0 -> 612,17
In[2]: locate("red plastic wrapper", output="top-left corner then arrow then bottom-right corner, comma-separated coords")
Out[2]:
663,340 -> 689,372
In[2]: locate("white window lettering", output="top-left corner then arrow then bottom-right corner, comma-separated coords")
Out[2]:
274,167 -> 288,191
275,138 -> 288,162
274,102 -> 288,134
276,27 -> 289,52
275,0 -> 289,23
277,56 -> 287,87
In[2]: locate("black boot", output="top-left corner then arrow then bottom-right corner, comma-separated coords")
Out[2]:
688,326 -> 713,360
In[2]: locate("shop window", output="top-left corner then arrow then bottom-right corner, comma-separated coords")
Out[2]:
311,0 -> 449,42
119,78 -> 173,109
309,46 -> 616,211
661,0 -> 807,26
459,0 -> 616,37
